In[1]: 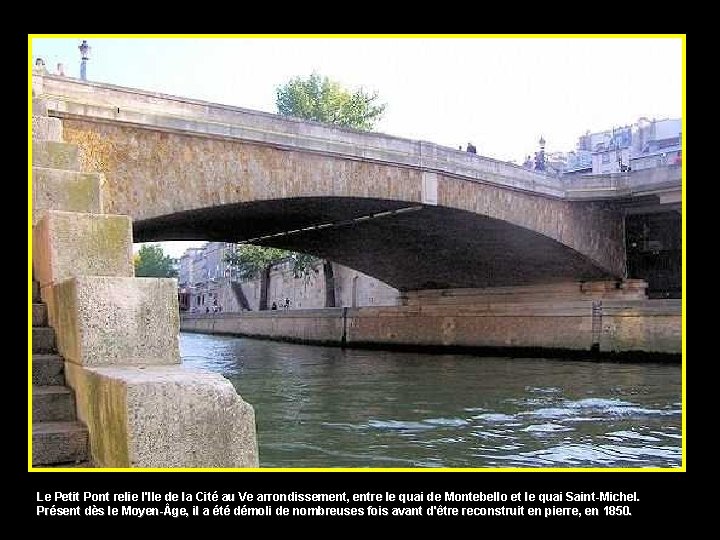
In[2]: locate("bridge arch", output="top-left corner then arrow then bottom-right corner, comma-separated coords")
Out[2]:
134,196 -> 614,291
40,75 -> 625,289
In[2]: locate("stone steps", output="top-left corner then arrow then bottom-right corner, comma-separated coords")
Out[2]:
32,421 -> 89,466
32,303 -> 47,327
30,121 -> 92,467
32,355 -> 65,386
32,140 -> 80,171
33,386 -> 75,422
32,327 -> 55,353
44,460 -> 94,468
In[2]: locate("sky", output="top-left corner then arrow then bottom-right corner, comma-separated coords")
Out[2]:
30,35 -> 683,259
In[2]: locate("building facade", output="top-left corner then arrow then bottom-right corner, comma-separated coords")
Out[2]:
177,243 -> 399,312
574,117 -> 681,175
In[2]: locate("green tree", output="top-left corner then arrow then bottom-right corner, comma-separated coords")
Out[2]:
225,245 -> 319,279
275,72 -> 386,131
134,244 -> 177,278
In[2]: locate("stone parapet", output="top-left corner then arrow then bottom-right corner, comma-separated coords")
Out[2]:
39,75 -> 563,198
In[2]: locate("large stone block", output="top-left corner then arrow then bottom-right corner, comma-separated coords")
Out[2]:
32,169 -> 104,224
54,276 -> 180,366
64,363 -> 258,468
32,140 -> 80,170
33,211 -> 132,289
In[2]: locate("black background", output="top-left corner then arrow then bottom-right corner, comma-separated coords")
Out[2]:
23,32 -> 692,532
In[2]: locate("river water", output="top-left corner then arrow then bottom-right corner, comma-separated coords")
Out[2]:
180,332 -> 682,468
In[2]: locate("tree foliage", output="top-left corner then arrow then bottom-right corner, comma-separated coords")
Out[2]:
234,74 -> 383,276
134,244 -> 177,278
225,245 -> 319,279
275,72 -> 386,131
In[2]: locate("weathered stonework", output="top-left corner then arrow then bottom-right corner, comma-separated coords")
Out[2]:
32,169 -> 104,225
181,297 -> 681,355
47,78 -> 628,289
62,120 -> 421,219
600,300 -> 682,354
64,363 -> 258,468
33,211 -> 133,288
53,276 -> 180,366
32,140 -> 81,170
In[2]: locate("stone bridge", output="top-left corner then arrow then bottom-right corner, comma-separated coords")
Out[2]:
34,75 -> 678,291
30,74 -> 682,469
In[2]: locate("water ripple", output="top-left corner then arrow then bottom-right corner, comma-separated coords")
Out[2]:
180,332 -> 682,468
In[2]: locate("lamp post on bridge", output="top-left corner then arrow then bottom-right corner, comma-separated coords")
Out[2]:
534,136 -> 546,172
79,40 -> 91,81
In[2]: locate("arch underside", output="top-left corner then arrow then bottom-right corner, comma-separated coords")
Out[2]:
135,197 -> 614,291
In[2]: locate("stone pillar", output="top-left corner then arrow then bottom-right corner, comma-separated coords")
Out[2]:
32,210 -> 259,468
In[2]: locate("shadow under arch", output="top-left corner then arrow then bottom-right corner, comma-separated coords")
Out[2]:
135,197 -> 616,291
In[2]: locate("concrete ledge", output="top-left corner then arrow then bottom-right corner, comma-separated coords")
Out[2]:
32,168 -> 104,224
181,299 -> 681,355
64,364 -> 258,468
400,281 -> 648,305
32,421 -> 89,466
33,355 -> 65,386
54,276 -> 180,366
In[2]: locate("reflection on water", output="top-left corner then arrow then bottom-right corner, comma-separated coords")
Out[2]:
180,333 -> 682,468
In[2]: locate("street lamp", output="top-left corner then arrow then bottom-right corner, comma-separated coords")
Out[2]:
78,40 -> 91,81
534,136 -> 546,171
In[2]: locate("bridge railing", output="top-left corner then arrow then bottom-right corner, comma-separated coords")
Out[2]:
37,74 -> 566,198
562,165 -> 682,200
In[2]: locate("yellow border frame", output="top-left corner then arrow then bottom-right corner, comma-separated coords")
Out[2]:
28,33 -> 686,473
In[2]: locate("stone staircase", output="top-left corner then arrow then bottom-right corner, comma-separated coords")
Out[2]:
32,277 -> 90,466
31,90 -> 92,467
30,74 -> 259,468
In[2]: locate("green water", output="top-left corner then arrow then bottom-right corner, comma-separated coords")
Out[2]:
180,332 -> 682,468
